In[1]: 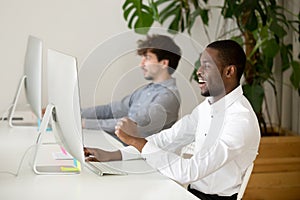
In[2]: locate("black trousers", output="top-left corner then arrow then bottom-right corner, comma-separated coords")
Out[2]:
187,185 -> 238,200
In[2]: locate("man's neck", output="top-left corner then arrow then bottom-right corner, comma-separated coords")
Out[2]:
152,73 -> 172,83
208,94 -> 225,105
208,85 -> 239,104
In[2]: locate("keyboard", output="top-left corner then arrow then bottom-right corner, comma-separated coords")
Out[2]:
85,161 -> 127,176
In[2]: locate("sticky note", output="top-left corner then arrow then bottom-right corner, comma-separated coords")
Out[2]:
60,159 -> 81,172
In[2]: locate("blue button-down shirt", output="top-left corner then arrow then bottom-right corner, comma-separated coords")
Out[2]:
81,78 -> 180,138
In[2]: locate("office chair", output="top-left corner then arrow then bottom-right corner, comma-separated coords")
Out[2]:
237,163 -> 254,200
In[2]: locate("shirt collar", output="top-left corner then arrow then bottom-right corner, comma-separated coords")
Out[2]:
206,85 -> 243,114
152,78 -> 176,89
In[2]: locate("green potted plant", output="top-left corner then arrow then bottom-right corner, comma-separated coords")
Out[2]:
121,0 -> 300,136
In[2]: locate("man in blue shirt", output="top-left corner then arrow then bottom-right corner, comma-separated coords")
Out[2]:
81,34 -> 182,141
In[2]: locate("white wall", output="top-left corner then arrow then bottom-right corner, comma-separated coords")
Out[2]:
0,0 -> 127,111
0,0 -> 225,119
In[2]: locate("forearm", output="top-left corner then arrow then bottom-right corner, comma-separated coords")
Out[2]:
129,137 -> 147,152
115,128 -> 147,152
82,101 -> 129,120
108,150 -> 122,161
84,147 -> 122,162
84,118 -> 118,133
81,105 -> 113,119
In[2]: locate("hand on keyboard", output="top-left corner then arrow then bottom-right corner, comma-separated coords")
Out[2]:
84,147 -> 122,162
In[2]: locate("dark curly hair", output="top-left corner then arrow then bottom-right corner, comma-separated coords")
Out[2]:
137,34 -> 181,74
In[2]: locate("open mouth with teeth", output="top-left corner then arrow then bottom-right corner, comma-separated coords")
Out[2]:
198,79 -> 207,84
198,78 -> 207,90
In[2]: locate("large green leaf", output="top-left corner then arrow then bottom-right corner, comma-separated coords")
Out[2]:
197,8 -> 209,26
290,61 -> 300,89
239,0 -> 259,31
259,26 -> 269,39
255,56 -> 273,82
243,84 -> 265,113
221,0 -> 237,19
231,36 -> 243,46
159,1 -> 177,23
122,0 -> 154,34
188,8 -> 209,34
245,11 -> 258,31
168,6 -> 181,32
261,39 -> 280,58
256,0 -> 267,26
159,0 -> 187,33
280,44 -> 293,71
269,20 -> 287,38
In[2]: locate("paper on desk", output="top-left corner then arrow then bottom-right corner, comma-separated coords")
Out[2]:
52,151 -> 74,160
52,146 -> 73,160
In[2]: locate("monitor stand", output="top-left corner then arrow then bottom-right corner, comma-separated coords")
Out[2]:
8,75 -> 39,128
32,104 -> 81,175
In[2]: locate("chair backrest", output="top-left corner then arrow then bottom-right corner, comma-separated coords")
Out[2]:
237,163 -> 254,200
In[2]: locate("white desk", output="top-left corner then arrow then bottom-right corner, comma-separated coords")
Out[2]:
0,123 -> 198,200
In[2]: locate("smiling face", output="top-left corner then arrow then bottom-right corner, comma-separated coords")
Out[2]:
197,48 -> 226,100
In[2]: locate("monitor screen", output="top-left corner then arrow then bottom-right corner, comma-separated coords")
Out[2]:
9,35 -> 42,126
24,35 -> 42,120
46,49 -> 84,166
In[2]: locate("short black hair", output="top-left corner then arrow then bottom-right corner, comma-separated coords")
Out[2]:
207,40 -> 246,81
137,34 -> 181,74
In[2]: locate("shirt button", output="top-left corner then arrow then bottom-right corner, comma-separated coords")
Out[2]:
147,92 -> 151,95
211,115 -> 213,118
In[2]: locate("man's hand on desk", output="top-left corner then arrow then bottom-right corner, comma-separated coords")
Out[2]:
84,147 -> 122,162
115,119 -> 147,152
84,117 -> 147,162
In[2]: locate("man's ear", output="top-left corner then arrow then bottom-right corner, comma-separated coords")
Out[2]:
224,65 -> 236,78
160,59 -> 169,68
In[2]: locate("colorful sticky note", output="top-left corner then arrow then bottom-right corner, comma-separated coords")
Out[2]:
60,159 -> 81,172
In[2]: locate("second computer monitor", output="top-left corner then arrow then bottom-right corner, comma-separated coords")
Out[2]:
47,49 -> 84,165
9,35 -> 42,127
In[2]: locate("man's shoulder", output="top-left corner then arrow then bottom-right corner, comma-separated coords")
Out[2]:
159,78 -> 179,91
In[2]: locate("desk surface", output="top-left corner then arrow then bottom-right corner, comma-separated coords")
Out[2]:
0,123 -> 197,200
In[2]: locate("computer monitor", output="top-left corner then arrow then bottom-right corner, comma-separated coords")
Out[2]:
33,49 -> 84,175
8,35 -> 42,127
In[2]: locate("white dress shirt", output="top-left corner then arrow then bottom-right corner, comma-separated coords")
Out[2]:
120,85 -> 260,196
